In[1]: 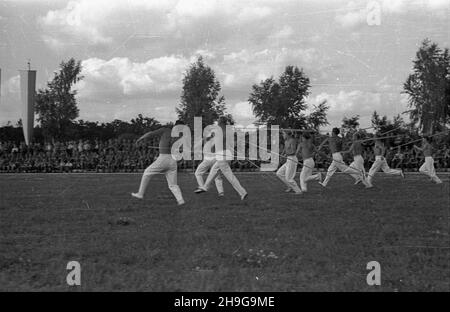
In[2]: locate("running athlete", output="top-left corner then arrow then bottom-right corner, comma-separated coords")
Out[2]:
131,120 -> 185,205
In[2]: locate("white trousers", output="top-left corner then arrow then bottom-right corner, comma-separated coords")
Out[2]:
195,159 -> 224,194
203,160 -> 247,197
322,153 -> 361,186
345,155 -> 366,181
367,156 -> 402,184
277,155 -> 301,193
419,156 -> 442,183
299,158 -> 320,192
140,154 -> 184,203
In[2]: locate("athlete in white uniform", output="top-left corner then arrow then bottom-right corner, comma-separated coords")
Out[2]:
194,132 -> 224,196
317,128 -> 366,187
195,118 -> 248,200
296,132 -> 321,192
366,137 -> 404,187
414,136 -> 442,184
342,132 -> 369,186
277,130 -> 302,194
131,121 -> 185,205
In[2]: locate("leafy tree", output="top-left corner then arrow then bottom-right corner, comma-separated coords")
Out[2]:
249,66 -> 310,128
307,100 -> 329,130
177,56 -> 229,128
69,114 -> 162,141
403,39 -> 450,133
371,111 -> 389,132
341,115 -> 360,137
371,111 -> 408,145
129,114 -> 161,134
35,58 -> 83,140
371,111 -> 405,132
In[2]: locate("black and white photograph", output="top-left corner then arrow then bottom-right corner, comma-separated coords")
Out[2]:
0,0 -> 449,298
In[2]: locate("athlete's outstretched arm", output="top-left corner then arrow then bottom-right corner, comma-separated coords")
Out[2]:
136,127 -> 167,144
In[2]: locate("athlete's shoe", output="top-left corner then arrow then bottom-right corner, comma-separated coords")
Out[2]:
354,178 -> 362,185
318,182 -> 326,188
284,188 -> 292,193
131,192 -> 143,199
177,199 -> 186,206
241,193 -> 248,200
194,188 -> 206,194
218,192 -> 225,197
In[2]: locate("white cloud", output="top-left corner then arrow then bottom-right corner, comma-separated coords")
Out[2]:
2,0 -> 445,127
40,0 -> 115,45
229,101 -> 255,126
194,49 -> 216,61
270,25 -> 294,40
4,75 -> 20,94
380,0 -> 407,13
237,5 -> 273,21
38,0 -> 278,51
231,101 -> 254,119
173,0 -> 223,18
311,89 -> 409,128
219,47 -> 319,88
335,10 -> 366,28
0,75 -> 21,123
426,0 -> 450,9
77,55 -> 190,98
377,0 -> 449,13
335,0 -> 450,28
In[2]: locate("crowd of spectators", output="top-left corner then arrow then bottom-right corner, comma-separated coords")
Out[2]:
0,140 -> 157,173
0,139 -> 449,173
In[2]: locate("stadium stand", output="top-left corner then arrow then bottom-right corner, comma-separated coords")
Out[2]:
0,139 -> 448,173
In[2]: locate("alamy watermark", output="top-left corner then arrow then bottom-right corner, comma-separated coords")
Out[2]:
170,117 -> 280,170
366,261 -> 381,286
66,261 -> 81,286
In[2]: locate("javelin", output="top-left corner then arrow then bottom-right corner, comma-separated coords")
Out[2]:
137,145 -> 160,149
246,140 -> 316,170
356,134 -> 404,143
359,125 -> 376,131
394,130 -> 449,148
232,149 -> 279,183
377,126 -> 402,136
232,126 -> 321,133
279,128 -> 321,133
395,138 -> 422,148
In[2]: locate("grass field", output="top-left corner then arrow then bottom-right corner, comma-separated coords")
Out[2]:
0,172 -> 449,291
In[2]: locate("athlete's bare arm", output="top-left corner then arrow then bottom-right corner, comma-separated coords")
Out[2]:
317,138 -> 328,151
136,127 -> 168,144
341,142 -> 354,154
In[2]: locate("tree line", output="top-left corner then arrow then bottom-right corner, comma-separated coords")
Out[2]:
1,38 -> 448,143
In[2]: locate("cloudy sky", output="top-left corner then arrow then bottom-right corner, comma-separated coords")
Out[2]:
0,0 -> 449,129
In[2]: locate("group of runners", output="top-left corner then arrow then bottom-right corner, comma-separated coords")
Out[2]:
131,118 -> 444,205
